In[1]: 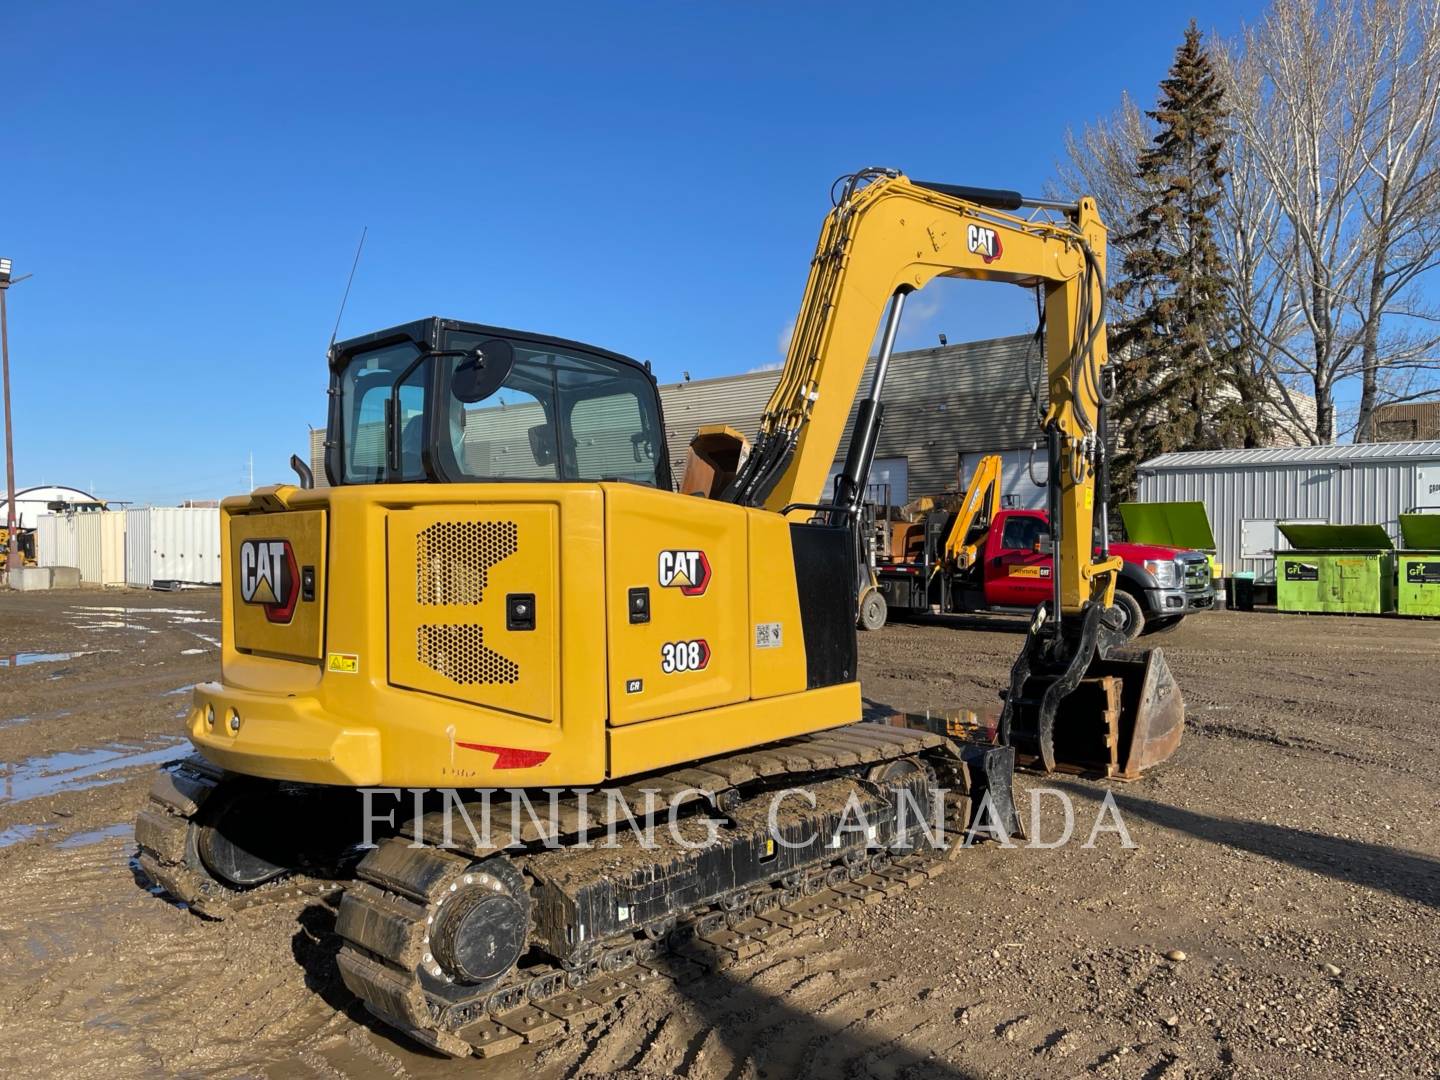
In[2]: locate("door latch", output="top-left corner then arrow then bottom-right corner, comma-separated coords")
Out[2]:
506,593 -> 536,631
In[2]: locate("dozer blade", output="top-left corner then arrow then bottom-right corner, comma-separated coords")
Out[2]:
999,604 -> 1184,780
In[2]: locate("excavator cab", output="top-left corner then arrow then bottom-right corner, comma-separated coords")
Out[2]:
327,318 -> 671,491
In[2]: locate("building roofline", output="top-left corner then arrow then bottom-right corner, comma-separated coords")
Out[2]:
1140,440 -> 1440,471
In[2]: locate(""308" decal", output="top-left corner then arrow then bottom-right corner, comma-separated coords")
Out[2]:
660,638 -> 711,673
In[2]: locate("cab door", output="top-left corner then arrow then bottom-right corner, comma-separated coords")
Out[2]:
983,512 -> 1053,607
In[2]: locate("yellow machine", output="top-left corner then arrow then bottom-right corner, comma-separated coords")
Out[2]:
854,454 -> 1001,630
0,526 -> 36,568
941,454 -> 1004,569
885,452 -> 1003,571
135,169 -> 1183,1058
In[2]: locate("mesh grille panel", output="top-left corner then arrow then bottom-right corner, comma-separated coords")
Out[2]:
416,520 -> 518,605
416,623 -> 519,685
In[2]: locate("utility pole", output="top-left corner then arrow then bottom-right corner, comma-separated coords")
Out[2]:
1,259 -> 19,575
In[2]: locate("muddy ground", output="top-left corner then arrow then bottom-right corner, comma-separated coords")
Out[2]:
0,588 -> 1435,1078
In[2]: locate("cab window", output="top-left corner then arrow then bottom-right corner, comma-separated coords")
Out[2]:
999,515 -> 1045,552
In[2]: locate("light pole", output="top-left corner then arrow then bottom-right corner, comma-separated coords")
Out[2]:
1,258 -> 22,575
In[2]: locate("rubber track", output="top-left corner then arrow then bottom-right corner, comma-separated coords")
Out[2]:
336,721 -> 974,1059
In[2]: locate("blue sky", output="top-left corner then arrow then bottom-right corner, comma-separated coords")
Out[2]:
3,1 -> 1262,504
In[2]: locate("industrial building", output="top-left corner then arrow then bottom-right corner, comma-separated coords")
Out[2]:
0,484 -> 104,529
1371,401 -> 1440,442
1136,441 -> 1440,583
308,334 -> 1055,508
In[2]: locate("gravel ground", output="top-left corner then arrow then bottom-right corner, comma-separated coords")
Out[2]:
0,588 -> 1435,1078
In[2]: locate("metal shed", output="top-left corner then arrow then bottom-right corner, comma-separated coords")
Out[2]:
1136,440 -> 1440,583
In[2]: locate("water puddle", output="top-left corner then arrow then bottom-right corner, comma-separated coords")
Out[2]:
57,823 -> 133,849
68,606 -> 216,638
0,823 -> 57,848
0,651 -> 88,668
0,709 -> 73,730
0,739 -> 188,803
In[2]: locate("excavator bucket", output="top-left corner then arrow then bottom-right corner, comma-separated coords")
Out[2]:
1000,605 -> 1184,780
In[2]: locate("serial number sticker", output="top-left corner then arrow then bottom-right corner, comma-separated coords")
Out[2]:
326,652 -> 360,674
754,622 -> 783,649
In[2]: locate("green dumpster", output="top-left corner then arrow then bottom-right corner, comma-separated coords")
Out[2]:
1275,523 -> 1396,615
1397,513 -> 1440,617
1118,500 -> 1223,586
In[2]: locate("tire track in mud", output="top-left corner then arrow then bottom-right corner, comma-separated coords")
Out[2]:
1,595 -> 1435,1078
0,833 -> 344,1079
491,903 -> 1173,1080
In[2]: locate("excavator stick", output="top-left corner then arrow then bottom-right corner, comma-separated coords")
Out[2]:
999,603 -> 1184,781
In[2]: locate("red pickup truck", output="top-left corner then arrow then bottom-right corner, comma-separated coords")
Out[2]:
869,507 -> 1216,637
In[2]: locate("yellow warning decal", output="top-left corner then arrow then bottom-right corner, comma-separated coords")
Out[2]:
1008,565 -> 1049,578
327,652 -> 360,675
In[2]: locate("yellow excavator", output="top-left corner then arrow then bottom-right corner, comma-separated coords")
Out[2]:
135,168 -> 1183,1058
855,454 -> 1001,629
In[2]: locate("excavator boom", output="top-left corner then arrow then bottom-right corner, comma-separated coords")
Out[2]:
727,169 -> 1183,777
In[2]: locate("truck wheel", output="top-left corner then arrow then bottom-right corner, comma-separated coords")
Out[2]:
1110,590 -> 1145,640
858,589 -> 888,631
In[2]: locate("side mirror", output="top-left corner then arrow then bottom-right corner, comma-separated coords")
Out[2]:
528,423 -> 557,466
1034,533 -> 1053,555
452,339 -> 515,403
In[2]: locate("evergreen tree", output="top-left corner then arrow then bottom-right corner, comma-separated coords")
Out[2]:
1109,22 -> 1256,499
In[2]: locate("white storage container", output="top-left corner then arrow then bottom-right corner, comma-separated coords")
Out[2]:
36,513 -> 58,567
125,507 -> 152,587
75,511 -> 127,585
125,507 -> 221,587
43,512 -> 81,570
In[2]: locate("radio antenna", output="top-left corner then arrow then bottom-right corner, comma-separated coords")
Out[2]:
329,226 -> 368,351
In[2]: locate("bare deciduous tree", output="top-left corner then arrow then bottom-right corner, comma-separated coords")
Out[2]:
1222,0 -> 1440,442
1065,0 -> 1440,446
